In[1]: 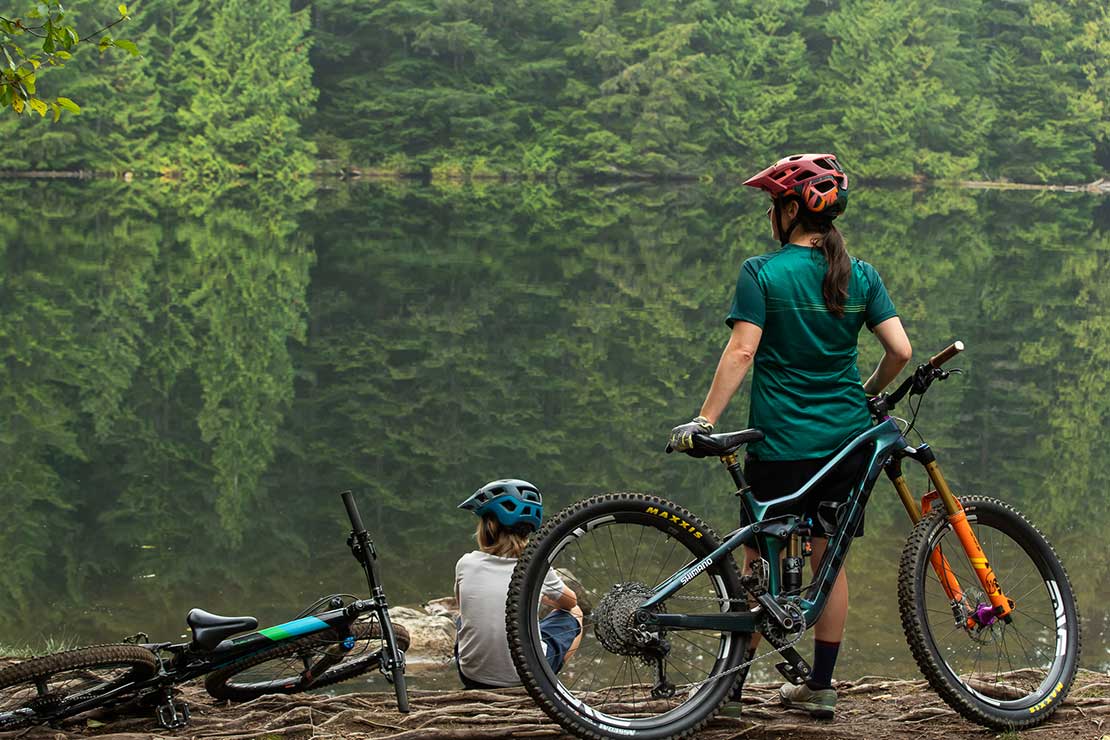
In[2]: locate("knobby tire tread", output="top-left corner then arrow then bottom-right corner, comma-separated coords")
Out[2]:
898,495 -> 1080,730
0,645 -> 157,728
204,620 -> 410,701
506,492 -> 747,740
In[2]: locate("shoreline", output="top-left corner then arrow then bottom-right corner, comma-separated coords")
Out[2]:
1,169 -> 1109,193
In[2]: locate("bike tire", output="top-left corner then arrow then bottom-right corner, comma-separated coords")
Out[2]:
204,620 -> 410,701
0,645 -> 157,729
506,492 -> 749,740
899,495 -> 1080,730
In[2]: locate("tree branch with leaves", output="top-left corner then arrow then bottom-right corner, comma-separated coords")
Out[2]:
0,1 -> 137,120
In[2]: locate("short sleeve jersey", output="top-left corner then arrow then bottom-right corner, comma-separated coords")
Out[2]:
455,550 -> 566,686
726,243 -> 897,461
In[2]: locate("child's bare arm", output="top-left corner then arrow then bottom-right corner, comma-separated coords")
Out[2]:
541,585 -> 578,611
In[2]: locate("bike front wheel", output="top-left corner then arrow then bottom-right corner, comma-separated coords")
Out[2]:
204,619 -> 410,701
899,495 -> 1080,729
0,645 -> 157,729
506,493 -> 750,740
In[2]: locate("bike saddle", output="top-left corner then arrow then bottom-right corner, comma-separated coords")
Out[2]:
687,429 -> 764,458
187,608 -> 259,652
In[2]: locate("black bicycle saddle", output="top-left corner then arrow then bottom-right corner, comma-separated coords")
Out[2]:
687,429 -> 764,458
187,608 -> 259,652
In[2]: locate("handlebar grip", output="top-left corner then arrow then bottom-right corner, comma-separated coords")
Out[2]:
340,490 -> 366,534
928,340 -> 964,368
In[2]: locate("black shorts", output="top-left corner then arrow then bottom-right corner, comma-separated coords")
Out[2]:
743,445 -> 871,539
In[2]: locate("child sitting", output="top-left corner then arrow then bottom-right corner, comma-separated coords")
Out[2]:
455,479 -> 583,689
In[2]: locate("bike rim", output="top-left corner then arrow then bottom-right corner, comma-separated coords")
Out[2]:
225,640 -> 376,693
526,512 -> 740,731
922,511 -> 1070,710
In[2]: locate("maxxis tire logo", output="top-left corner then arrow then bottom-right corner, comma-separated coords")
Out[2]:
644,506 -> 704,539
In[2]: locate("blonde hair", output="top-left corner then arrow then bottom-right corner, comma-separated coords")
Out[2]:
476,515 -> 530,559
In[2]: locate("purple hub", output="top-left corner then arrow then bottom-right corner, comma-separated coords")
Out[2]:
972,603 -> 997,628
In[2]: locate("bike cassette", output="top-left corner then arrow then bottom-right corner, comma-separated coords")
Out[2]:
594,582 -> 665,658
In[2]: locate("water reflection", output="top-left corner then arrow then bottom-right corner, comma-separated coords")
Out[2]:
0,180 -> 1106,681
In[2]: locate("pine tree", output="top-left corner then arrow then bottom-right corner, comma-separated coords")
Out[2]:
806,0 -> 990,180
981,0 -> 1104,182
172,0 -> 316,181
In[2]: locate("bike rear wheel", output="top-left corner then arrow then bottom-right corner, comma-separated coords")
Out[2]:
899,496 -> 1080,729
204,619 -> 410,701
0,645 -> 157,729
506,493 -> 750,740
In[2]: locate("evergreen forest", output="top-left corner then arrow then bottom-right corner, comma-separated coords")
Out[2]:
1,0 -> 1108,182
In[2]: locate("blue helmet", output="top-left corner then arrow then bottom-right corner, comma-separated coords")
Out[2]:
459,479 -> 543,532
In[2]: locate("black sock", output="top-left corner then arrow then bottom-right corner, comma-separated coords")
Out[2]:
807,639 -> 840,690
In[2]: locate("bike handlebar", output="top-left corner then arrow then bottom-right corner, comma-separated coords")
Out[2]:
928,340 -> 964,369
884,340 -> 965,409
340,490 -> 366,534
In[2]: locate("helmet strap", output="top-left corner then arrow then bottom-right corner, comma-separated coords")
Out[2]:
774,198 -> 800,246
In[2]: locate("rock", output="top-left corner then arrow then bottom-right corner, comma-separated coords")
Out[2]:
390,606 -> 456,660
424,597 -> 459,622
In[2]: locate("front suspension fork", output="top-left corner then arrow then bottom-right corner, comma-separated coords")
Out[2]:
887,453 -> 1014,625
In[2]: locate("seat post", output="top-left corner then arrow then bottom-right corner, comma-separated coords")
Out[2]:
720,453 -> 749,494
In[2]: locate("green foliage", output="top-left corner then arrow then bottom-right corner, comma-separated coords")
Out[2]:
4,1 -> 1109,182
0,0 -> 135,119
171,0 -> 316,181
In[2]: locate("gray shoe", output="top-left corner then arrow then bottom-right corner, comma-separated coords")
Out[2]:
779,681 -> 836,719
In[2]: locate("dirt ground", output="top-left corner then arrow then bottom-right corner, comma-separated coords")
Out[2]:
0,669 -> 1107,740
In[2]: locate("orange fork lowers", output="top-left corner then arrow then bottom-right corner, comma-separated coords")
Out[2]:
922,465 -> 1016,626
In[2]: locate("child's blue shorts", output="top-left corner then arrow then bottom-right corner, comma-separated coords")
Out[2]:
538,608 -> 581,673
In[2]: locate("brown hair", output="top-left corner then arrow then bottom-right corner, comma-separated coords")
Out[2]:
794,202 -> 850,317
476,515 -> 530,559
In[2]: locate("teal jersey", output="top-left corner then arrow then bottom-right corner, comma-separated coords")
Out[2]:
726,243 -> 897,461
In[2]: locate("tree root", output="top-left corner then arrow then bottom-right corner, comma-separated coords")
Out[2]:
0,673 -> 1104,740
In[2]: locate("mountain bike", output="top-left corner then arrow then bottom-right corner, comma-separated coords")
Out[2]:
506,341 -> 1080,739
0,491 -> 410,730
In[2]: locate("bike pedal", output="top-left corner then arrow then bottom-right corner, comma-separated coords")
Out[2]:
156,702 -> 190,729
775,661 -> 809,686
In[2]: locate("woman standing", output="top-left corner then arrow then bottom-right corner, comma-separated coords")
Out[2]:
668,153 -> 912,719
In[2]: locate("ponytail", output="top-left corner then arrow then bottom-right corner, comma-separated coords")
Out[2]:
781,195 -> 851,317
814,224 -> 850,317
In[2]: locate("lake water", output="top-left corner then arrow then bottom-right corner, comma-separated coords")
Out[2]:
1,178 -> 1107,688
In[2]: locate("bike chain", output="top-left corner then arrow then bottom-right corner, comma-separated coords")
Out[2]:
663,593 -> 808,691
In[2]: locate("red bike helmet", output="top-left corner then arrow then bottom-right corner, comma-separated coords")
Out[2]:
744,153 -> 848,216
744,153 -> 848,245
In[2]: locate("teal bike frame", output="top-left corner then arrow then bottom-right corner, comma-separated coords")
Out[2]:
638,418 -> 906,634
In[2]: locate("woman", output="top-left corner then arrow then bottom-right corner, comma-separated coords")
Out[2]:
454,479 -> 583,689
668,153 -> 912,719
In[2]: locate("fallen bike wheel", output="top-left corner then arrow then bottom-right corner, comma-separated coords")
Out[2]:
506,493 -> 750,740
899,496 -> 1080,729
0,645 -> 157,729
205,620 -> 410,701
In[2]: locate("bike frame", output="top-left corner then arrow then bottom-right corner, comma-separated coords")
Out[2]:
3,491 -> 408,727
641,361 -> 1015,638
